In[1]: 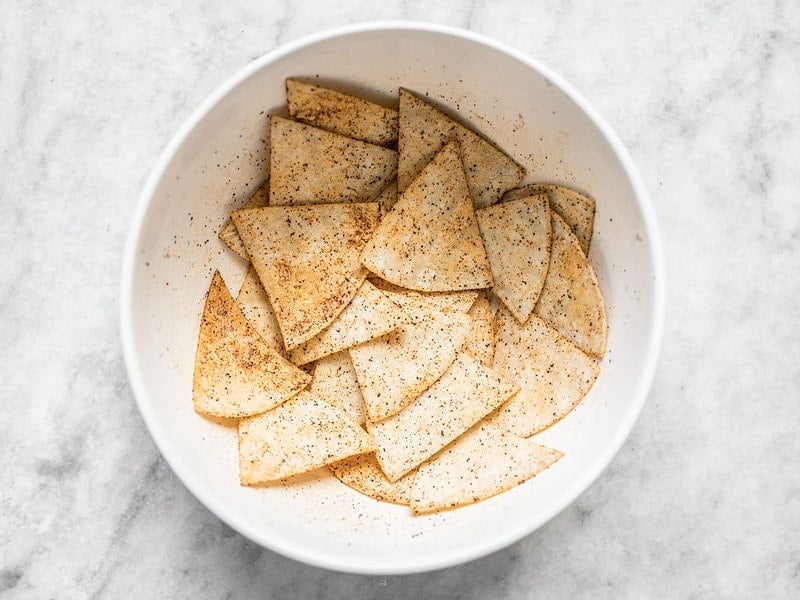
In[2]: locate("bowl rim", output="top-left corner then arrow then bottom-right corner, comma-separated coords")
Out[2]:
120,20 -> 666,575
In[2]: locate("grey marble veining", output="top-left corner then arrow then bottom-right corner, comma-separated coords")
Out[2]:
1,0 -> 799,598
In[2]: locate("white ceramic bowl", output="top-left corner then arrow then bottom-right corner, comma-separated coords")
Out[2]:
121,22 -> 664,574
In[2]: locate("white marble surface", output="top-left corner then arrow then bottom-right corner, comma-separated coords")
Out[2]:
1,0 -> 799,597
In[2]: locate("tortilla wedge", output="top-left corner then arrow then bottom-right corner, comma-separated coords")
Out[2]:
192,271 -> 310,418
238,391 -> 375,485
286,78 -> 398,147
534,212 -> 607,358
504,184 -> 596,255
218,180 -> 269,259
398,88 -> 524,209
268,115 -> 396,206
462,291 -> 494,367
370,279 -> 478,315
231,202 -> 380,350
368,352 -> 519,481
410,423 -> 563,514
310,350 -> 367,425
361,140 -> 493,291
487,308 -> 600,436
476,193 -> 552,323
375,179 -> 398,215
349,295 -> 472,422
329,453 -> 417,506
236,266 -> 285,355
288,279 -> 408,365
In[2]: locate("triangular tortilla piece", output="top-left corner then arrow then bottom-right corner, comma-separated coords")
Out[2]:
534,212 -> 607,358
236,266 -> 286,355
476,193 -> 552,323
288,280 -> 408,365
232,203 -> 380,350
192,272 -> 310,418
238,391 -> 374,485
375,179 -> 398,215
310,351 -> 366,424
349,297 -> 472,422
398,88 -> 524,209
410,423 -> 563,514
504,184 -> 596,255
370,279 -> 478,315
219,180 -> 269,259
368,353 -> 519,481
361,140 -> 493,291
487,309 -> 600,436
328,453 -> 417,506
463,291 -> 494,367
268,115 -> 397,206
286,78 -> 398,147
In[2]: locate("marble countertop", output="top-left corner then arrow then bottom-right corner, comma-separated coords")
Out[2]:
2,1 -> 798,598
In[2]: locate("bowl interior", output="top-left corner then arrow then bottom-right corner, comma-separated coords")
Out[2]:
122,24 -> 662,574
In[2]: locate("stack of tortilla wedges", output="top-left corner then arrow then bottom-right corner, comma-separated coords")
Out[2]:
193,80 -> 607,514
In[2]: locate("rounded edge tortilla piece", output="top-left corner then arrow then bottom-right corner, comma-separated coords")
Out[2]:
369,279 -> 478,315
231,202 -> 380,350
238,391 -> 375,485
310,350 -> 367,425
349,296 -> 473,423
360,140 -> 493,292
236,266 -> 286,356
462,291 -> 495,367
192,271 -> 311,418
487,308 -> 600,437
268,115 -> 397,206
476,193 -> 552,323
367,353 -> 519,482
504,184 -> 595,255
398,88 -> 525,209
375,179 -> 398,216
287,279 -> 409,365
409,423 -> 563,514
534,212 -> 607,358
328,453 -> 417,506
286,78 -> 399,147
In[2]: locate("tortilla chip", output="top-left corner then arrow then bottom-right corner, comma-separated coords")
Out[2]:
398,88 -> 524,209
370,279 -> 478,315
534,212 -> 607,357
504,184 -> 595,255
328,453 -> 417,505
232,203 -> 380,350
462,291 -> 494,367
236,266 -> 285,355
368,353 -> 519,481
375,179 -> 398,215
410,423 -> 563,514
238,391 -> 374,485
286,78 -> 398,147
288,280 -> 408,365
268,115 -> 396,206
310,351 -> 366,424
192,272 -> 310,418
361,140 -> 493,291
476,193 -> 551,323
218,180 -> 269,259
487,308 -> 600,436
349,295 -> 472,422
